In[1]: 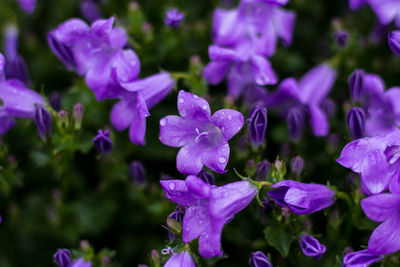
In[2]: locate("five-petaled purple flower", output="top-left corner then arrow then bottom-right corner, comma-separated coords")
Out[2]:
299,234 -> 326,260
159,90 -> 244,175
163,251 -> 195,267
165,9 -> 184,28
160,175 -> 257,258
267,180 -> 335,215
342,249 -> 383,267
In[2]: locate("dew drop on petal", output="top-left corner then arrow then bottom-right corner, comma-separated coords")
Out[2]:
202,105 -> 208,110
160,118 -> 167,126
218,157 -> 227,164
193,95 -> 199,99
179,97 -> 185,103
181,109 -> 187,116
169,183 -> 176,190
228,115 -> 232,120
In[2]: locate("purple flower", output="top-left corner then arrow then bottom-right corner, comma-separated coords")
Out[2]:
361,193 -> 400,255
368,0 -> 400,28
337,129 -> 400,195
93,129 -> 113,154
167,207 -> 185,241
53,248 -> 71,267
346,107 -> 366,139
267,180 -> 335,215
16,0 -> 36,13
299,234 -> 326,260
111,72 -> 174,145
70,258 -> 92,267
160,175 -> 257,258
342,249 -> 383,267
247,104 -> 267,147
130,161 -> 146,185
165,9 -> 184,28
248,251 -> 272,267
159,90 -> 244,174
163,251 -> 195,267
388,31 -> 400,57
34,104 -> 52,139
349,0 -> 367,10
334,30 -> 349,48
266,64 -> 336,138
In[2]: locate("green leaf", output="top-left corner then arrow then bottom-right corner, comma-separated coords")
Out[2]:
263,225 -> 293,257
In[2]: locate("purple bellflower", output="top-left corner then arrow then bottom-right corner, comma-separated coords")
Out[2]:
368,0 -> 400,28
299,234 -> 326,260
346,107 -> 366,140
160,175 -> 257,258
342,249 -> 383,267
361,193 -> 400,255
267,180 -> 335,215
348,69 -> 365,102
248,251 -> 272,267
334,30 -> 349,48
290,156 -> 304,176
159,90 -> 244,175
70,258 -> 92,267
165,9 -> 184,28
247,104 -> 267,147
265,64 -> 336,138
164,251 -> 195,267
388,31 -> 400,57
53,249 -> 71,267
93,129 -> 113,154
337,129 -> 400,195
17,0 -> 36,13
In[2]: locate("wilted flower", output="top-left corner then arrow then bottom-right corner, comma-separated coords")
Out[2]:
165,9 -> 184,28
346,107 -> 365,139
129,161 -> 146,185
267,180 -> 335,215
163,251 -> 195,267
53,248 -> 71,267
299,234 -> 326,260
34,104 -> 52,139
160,175 -> 257,257
342,249 -> 383,267
159,90 -> 244,175
247,105 -> 267,147
290,156 -> 304,176
388,31 -> 400,57
248,251 -> 272,267
93,129 -> 113,154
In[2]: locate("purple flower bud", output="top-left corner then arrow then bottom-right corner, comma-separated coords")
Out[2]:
53,248 -> 71,267
334,30 -> 349,48
247,105 -> 267,147
47,32 -> 77,70
167,208 -> 185,241
34,105 -> 52,139
73,103 -> 84,129
49,92 -> 62,111
299,234 -> 326,260
129,161 -> 146,185
286,107 -> 304,140
290,156 -> 304,176
80,0 -> 102,23
198,170 -> 215,185
248,251 -> 272,267
58,110 -> 68,125
165,8 -> 184,28
256,160 -> 270,181
388,31 -> 400,57
320,98 -> 336,118
93,129 -> 113,154
346,107 -> 365,139
348,69 -> 365,102
342,249 -> 383,267
70,258 -> 92,267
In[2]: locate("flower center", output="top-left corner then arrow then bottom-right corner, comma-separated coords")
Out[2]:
195,128 -> 210,143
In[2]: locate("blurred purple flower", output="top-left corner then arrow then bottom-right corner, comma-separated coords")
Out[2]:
290,156 -> 304,176
160,175 -> 257,258
348,69 -> 365,102
334,30 -> 349,48
16,0 -> 36,13
164,251 -> 195,267
342,249 -> 383,267
267,180 -> 335,215
368,0 -> 400,27
299,234 -> 326,260
70,258 -> 92,267
159,90 -> 244,175
49,92 -> 62,111
93,129 -> 113,154
349,0 -> 367,10
248,251 -> 272,267
388,31 -> 400,57
53,248 -> 71,267
80,0 -> 102,23
256,160 -> 270,181
165,8 -> 184,28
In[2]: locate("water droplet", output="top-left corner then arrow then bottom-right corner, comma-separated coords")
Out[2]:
218,157 -> 227,164
202,105 -> 208,110
160,118 -> 167,126
178,97 -> 185,103
193,95 -> 199,99
181,109 -> 187,116
169,183 -> 176,190
228,115 -> 232,120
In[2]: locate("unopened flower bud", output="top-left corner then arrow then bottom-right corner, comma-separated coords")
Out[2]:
49,92 -> 62,111
286,107 -> 304,140
256,160 -> 270,181
348,69 -> 365,102
198,170 -> 215,185
388,31 -> 400,57
299,234 -> 326,260
130,161 -> 146,185
34,105 -> 52,139
248,251 -> 272,267
290,156 -> 304,176
53,248 -> 71,267
58,110 -> 68,127
93,129 -> 113,154
73,103 -> 84,129
346,107 -> 365,139
247,105 -> 267,147
334,30 -> 349,48
271,159 -> 286,179
342,249 -> 383,267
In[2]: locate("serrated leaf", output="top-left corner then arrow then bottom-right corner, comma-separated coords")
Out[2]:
263,225 -> 293,257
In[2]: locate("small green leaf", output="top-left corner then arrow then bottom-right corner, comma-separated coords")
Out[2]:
263,224 -> 293,257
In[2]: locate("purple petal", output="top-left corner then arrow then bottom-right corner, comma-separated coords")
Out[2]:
343,249 -> 383,267
203,61 -> 230,85
164,251 -> 195,267
368,212 -> 400,255
137,73 -> 174,108
308,105 -> 329,136
159,116 -> 194,147
361,193 -> 400,222
182,205 -> 209,242
349,0 -> 367,10
198,220 -> 224,258
264,77 -> 299,108
111,50 -> 140,84
160,179 -> 198,206
129,113 -> 146,145
17,0 -> 36,13
368,0 -> 400,25
186,175 -> 212,198
273,8 -> 296,46
360,150 -> 391,195
110,97 -> 136,131
251,55 -> 277,86
201,142 -> 230,173
212,109 -> 244,140
177,90 -> 211,122
212,8 -> 241,46
0,53 -> 5,81
176,144 -> 204,175
0,114 -> 16,134
209,45 -> 243,62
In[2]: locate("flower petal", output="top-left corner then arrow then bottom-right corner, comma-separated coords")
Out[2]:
308,105 -> 329,136
160,179 -> 198,206
273,8 -> 296,46
177,90 -> 211,122
251,55 -> 277,86
129,113 -> 146,145
368,212 -> 400,255
110,97 -> 136,131
360,150 -> 391,195
201,142 -> 230,173
211,109 -> 244,140
182,205 -> 209,242
203,61 -> 230,85
176,144 -> 204,175
198,220 -> 224,258
361,193 -> 400,222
